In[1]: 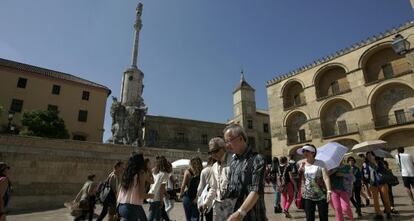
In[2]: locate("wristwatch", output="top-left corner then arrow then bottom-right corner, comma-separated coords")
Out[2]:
237,208 -> 247,217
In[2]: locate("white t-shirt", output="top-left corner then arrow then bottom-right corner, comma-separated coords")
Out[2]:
166,173 -> 174,190
148,172 -> 168,202
396,153 -> 414,177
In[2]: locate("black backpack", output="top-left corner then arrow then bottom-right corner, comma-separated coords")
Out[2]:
3,180 -> 11,207
96,178 -> 116,205
290,162 -> 299,178
186,171 -> 200,200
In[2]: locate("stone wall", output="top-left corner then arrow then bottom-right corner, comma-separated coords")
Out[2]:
0,135 -> 207,212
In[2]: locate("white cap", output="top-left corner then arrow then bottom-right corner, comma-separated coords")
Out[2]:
296,145 -> 316,155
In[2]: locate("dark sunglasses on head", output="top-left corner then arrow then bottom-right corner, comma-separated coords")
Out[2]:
208,148 -> 220,155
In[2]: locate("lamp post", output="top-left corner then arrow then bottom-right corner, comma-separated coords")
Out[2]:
7,112 -> 14,134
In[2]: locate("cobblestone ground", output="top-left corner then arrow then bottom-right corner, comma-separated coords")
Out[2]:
8,184 -> 414,221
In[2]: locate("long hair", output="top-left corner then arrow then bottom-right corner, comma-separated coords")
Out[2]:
271,157 -> 279,171
121,153 -> 145,190
0,162 -> 9,177
189,157 -> 203,176
153,156 -> 171,174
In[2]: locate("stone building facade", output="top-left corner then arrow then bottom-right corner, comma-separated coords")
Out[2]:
143,115 -> 226,152
142,74 -> 272,160
229,74 -> 272,160
0,58 -> 111,142
266,22 -> 414,157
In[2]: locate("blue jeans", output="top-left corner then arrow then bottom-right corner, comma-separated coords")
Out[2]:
118,203 -> 147,221
148,201 -> 161,221
273,184 -> 281,207
182,195 -> 199,221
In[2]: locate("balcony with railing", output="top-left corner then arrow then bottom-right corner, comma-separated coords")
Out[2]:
322,120 -> 359,138
374,111 -> 414,129
283,98 -> 306,111
365,61 -> 412,86
316,81 -> 351,101
287,129 -> 311,145
287,136 -> 311,146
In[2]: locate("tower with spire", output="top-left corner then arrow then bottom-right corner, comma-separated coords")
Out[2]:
230,71 -> 271,160
233,70 -> 256,123
110,2 -> 147,146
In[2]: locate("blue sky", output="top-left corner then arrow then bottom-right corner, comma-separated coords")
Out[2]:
0,1 -> 413,141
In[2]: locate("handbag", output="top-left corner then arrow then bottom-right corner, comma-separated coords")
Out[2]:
78,198 -> 89,210
380,170 -> 399,186
295,172 -> 304,209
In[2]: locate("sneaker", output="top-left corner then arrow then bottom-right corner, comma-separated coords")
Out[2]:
386,213 -> 392,219
374,214 -> 383,220
274,206 -> 282,213
284,210 -> 292,218
391,209 -> 399,214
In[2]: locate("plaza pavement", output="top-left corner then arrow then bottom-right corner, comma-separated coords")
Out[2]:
8,184 -> 414,221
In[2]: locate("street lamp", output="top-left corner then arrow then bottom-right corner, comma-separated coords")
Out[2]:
7,112 -> 14,133
392,34 -> 411,55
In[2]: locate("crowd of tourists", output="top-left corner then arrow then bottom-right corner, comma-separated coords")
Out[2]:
268,145 -> 414,221
66,124 -> 266,221
66,125 -> 414,221
2,124 -> 414,221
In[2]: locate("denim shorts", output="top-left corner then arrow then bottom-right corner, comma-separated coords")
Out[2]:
118,203 -> 147,221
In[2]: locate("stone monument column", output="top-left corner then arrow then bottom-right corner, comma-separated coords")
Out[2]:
110,2 -> 147,146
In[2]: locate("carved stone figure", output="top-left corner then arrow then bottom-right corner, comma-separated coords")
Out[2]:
110,98 -> 146,145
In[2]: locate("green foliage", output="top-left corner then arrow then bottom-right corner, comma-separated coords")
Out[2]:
20,109 -> 70,139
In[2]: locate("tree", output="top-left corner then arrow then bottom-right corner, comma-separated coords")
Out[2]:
20,109 -> 70,139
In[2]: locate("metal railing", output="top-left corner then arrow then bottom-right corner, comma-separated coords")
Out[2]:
374,111 -> 414,129
287,135 -> 310,145
317,81 -> 351,100
365,61 -> 411,85
283,99 -> 306,110
322,120 -> 359,138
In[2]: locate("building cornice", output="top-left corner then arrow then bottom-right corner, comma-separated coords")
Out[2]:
0,58 -> 111,95
266,21 -> 414,88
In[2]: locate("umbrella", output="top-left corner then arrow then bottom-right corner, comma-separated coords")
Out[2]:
351,140 -> 387,153
171,159 -> 207,169
172,159 -> 190,169
315,142 -> 348,170
373,149 -> 393,159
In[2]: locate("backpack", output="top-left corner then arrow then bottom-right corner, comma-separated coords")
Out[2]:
2,177 -> 11,207
276,166 -> 288,192
96,177 -> 116,205
269,169 -> 277,183
186,171 -> 200,200
290,162 -> 299,178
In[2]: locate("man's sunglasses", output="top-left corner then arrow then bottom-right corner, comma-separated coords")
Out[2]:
208,148 -> 221,155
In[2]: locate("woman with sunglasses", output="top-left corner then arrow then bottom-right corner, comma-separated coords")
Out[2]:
297,144 -> 331,221
0,163 -> 10,221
